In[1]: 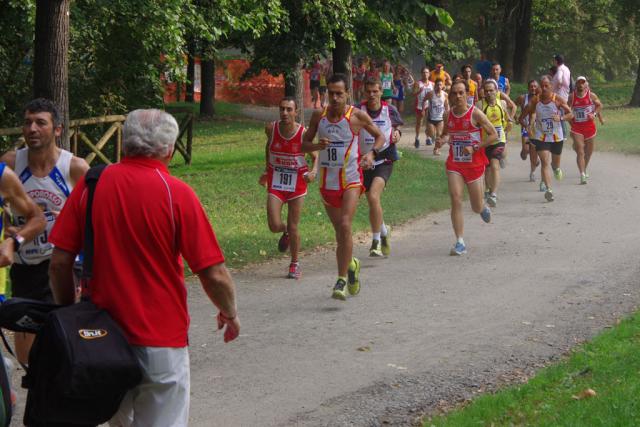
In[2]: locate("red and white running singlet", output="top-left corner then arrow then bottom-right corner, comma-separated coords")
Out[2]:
445,106 -> 487,170
317,106 -> 362,191
267,121 -> 308,196
570,90 -> 597,139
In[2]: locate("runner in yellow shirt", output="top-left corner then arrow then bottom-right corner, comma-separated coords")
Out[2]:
429,63 -> 452,91
479,79 -> 510,207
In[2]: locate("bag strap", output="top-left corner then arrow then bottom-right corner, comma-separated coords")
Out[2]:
81,165 -> 107,288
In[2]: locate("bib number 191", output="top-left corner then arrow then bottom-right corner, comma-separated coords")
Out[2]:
272,167 -> 298,192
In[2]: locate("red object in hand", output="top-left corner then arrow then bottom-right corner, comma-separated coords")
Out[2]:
258,172 -> 268,187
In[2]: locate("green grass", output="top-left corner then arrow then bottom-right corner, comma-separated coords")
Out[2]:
166,100 -> 244,118
426,313 -> 640,427
592,108 -> 640,155
169,105 -> 449,268
507,81 -> 633,107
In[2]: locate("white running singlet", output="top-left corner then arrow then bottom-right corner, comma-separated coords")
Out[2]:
534,95 -> 564,142
358,101 -> 393,155
14,148 -> 73,264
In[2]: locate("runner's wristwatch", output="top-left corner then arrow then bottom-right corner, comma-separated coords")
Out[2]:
11,234 -> 25,251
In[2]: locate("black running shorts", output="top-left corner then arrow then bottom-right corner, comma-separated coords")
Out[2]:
363,162 -> 393,191
531,139 -> 564,155
10,260 -> 54,302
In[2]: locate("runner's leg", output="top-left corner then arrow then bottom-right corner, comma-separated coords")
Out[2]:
584,137 -> 595,172
286,197 -> 304,263
324,188 -> 360,278
529,143 -> 538,179
415,111 -> 423,146
448,172 -> 466,239
267,195 -> 286,233
468,177 -> 486,214
539,149 -> 552,186
572,132 -> 586,175
366,177 -> 386,256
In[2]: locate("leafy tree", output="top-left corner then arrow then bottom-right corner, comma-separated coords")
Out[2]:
187,0 -> 287,117
0,0 -> 35,129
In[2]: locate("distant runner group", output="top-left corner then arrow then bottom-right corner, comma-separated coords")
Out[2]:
261,54 -> 604,299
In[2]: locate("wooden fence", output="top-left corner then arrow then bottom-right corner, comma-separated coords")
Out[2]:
0,109 -> 193,165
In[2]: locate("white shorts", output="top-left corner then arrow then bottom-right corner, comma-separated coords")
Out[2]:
110,346 -> 190,427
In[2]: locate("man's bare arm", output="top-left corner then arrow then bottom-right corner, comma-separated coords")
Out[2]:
592,92 -> 605,124
0,151 -> 16,170
69,156 -> 90,186
0,168 -> 46,267
49,247 -> 76,305
301,111 -> 328,153
197,263 -> 240,343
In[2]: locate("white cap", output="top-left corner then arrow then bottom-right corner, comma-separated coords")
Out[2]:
576,76 -> 587,82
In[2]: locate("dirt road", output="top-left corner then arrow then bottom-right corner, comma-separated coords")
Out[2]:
186,126 -> 640,426
9,119 -> 638,426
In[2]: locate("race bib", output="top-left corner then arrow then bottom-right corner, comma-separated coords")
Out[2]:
467,96 -> 475,106
495,126 -> 504,141
541,118 -> 555,136
271,167 -> 298,192
453,140 -> 473,163
573,106 -> 591,123
319,141 -> 347,168
382,80 -> 392,90
432,104 -> 443,115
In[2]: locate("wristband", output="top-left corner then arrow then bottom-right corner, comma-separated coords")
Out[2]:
11,234 -> 25,251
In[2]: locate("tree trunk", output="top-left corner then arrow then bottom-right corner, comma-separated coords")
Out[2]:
33,0 -> 70,149
284,59 -> 305,125
332,33 -> 352,101
512,0 -> 533,83
477,14 -> 490,58
630,58 -> 640,107
186,40 -> 196,103
200,58 -> 215,117
497,0 -> 519,77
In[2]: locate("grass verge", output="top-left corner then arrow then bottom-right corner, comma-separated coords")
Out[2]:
426,313 -> 640,426
592,108 -> 640,155
169,102 -> 449,269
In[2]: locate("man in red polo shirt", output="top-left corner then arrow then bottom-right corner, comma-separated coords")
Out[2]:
48,109 -> 240,427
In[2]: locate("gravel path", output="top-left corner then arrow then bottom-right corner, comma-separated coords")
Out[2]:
185,121 -> 640,426
9,114 -> 639,427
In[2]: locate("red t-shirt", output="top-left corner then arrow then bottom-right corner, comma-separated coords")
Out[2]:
49,156 -> 225,347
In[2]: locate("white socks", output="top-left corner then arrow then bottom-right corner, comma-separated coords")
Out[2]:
380,223 -> 388,237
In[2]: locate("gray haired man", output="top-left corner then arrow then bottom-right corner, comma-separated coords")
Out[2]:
49,109 -> 240,426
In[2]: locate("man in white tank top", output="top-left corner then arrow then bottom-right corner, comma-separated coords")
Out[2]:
519,77 -> 572,202
302,73 -> 384,301
0,98 -> 89,364
427,78 -> 450,156
358,77 -> 404,258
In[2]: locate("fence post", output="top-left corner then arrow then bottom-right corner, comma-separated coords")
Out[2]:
115,122 -> 122,162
